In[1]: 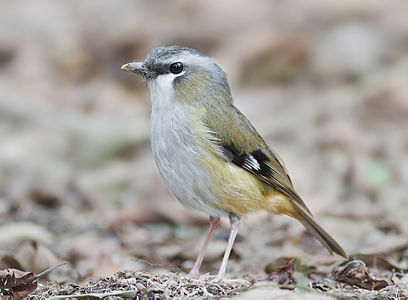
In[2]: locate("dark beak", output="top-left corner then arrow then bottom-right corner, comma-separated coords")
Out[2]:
121,61 -> 148,78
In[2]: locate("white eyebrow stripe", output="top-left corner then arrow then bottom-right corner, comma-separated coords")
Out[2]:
162,52 -> 216,67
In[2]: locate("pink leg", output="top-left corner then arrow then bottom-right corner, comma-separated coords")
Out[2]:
213,214 -> 240,282
187,216 -> 220,279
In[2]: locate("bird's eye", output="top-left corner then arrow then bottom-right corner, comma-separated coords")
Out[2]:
169,62 -> 183,74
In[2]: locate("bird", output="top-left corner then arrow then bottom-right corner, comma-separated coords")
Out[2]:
121,46 -> 347,282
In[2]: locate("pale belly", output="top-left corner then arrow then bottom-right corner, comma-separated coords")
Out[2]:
149,106 -> 224,217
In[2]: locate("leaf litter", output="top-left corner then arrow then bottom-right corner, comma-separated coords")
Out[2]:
29,271 -> 250,299
0,262 -> 66,297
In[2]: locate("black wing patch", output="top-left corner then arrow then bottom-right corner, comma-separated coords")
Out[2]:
222,144 -> 271,178
222,144 -> 312,215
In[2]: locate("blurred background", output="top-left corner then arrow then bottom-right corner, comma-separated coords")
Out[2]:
1,0 -> 407,282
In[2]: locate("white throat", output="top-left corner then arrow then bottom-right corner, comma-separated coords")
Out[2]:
148,72 -> 185,110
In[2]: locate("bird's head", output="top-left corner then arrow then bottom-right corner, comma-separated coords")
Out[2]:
122,46 -> 231,105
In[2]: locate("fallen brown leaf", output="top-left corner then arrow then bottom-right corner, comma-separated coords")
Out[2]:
265,256 -> 316,276
264,257 -> 296,288
0,269 -> 37,297
331,260 -> 389,290
0,262 -> 66,297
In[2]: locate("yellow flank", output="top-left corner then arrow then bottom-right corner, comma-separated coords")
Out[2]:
263,189 -> 298,218
191,107 -> 297,218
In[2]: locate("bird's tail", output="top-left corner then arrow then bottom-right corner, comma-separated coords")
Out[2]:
291,201 -> 348,259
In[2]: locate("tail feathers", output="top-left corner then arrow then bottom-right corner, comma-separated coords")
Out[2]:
292,201 -> 348,259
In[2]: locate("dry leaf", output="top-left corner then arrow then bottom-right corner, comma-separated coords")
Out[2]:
0,268 -> 37,297
0,262 -> 65,297
265,256 -> 316,276
264,257 -> 296,287
331,260 -> 389,290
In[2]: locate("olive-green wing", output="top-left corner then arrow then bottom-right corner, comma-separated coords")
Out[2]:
203,103 -> 312,215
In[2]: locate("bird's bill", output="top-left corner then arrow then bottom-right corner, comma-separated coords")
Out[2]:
121,61 -> 148,77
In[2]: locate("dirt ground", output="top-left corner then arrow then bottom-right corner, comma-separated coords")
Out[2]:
1,0 -> 408,298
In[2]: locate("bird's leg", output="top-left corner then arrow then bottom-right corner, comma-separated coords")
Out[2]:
213,213 -> 240,282
187,216 -> 220,279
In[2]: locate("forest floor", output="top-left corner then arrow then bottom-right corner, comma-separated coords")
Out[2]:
1,0 -> 408,298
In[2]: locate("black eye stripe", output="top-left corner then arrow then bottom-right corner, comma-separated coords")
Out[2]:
150,63 -> 169,76
144,62 -> 185,79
